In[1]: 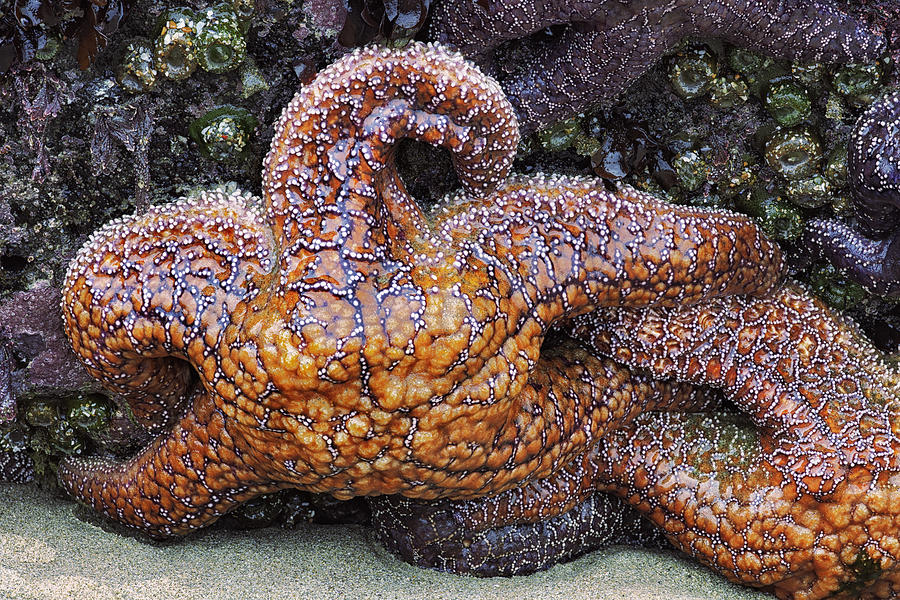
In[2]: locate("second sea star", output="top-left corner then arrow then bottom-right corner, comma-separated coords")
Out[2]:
427,0 -> 888,133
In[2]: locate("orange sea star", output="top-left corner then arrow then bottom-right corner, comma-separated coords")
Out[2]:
57,43 -> 780,538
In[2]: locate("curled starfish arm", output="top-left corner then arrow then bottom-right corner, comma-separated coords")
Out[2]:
58,389 -> 281,537
61,190 -> 274,432
572,284 -> 900,498
599,410 -> 900,600
261,42 -> 519,250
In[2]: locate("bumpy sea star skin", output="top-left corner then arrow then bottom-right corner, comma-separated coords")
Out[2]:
588,284 -> 900,599
370,485 -> 671,577
370,285 -> 900,598
370,338 -> 714,577
574,284 -> 900,499
589,286 -> 899,600
599,410 -> 900,600
427,0 -> 887,134
847,90 -> 900,237
807,89 -> 900,296
57,43 -> 782,538
0,448 -> 34,483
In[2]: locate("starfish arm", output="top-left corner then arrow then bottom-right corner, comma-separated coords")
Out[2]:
370,491 -> 667,577
598,411 -> 900,600
428,0 -> 601,57
500,27 -> 650,134
848,89 -> 900,237
58,390 -> 280,538
437,178 -> 783,320
428,0 -> 885,133
430,0 -> 885,61
699,0 -> 885,64
805,91 -> 900,296
572,283 -> 900,497
61,190 -> 275,431
806,219 -> 900,297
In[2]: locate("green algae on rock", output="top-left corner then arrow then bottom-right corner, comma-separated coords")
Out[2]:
726,47 -> 780,96
672,149 -> 709,192
0,421 -> 33,483
707,74 -> 749,109
537,116 -> 581,152
12,392 -> 115,485
739,187 -> 804,242
669,46 -> 718,100
149,4 -> 248,83
831,60 -> 887,107
764,79 -> 812,127
806,262 -> 868,311
117,40 -> 159,94
785,174 -> 833,209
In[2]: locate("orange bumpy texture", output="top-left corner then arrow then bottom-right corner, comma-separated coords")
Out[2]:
373,284 -> 900,599
59,42 -> 792,581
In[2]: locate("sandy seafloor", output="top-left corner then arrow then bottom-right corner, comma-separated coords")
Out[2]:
0,484 -> 774,600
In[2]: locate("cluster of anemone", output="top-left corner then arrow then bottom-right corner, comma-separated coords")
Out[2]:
116,1 -> 250,94
505,37 -> 892,312
668,47 -> 892,299
516,44 -> 888,249
669,45 -> 887,226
